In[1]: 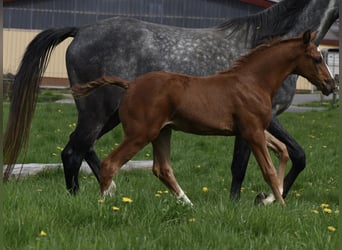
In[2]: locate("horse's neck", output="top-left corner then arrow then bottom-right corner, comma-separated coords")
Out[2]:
220,0 -> 337,48
241,45 -> 299,97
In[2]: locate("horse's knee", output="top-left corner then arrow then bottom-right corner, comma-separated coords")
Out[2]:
290,148 -> 306,171
61,144 -> 83,169
160,167 -> 173,180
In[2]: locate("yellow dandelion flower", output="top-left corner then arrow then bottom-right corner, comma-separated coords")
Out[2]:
39,230 -> 47,237
112,206 -> 120,211
323,208 -> 332,214
122,197 -> 133,203
328,226 -> 336,232
311,209 -> 319,214
163,190 -> 169,193
157,190 -> 163,194
188,218 -> 196,223
155,193 -> 161,197
202,187 -> 209,192
320,203 -> 329,208
97,199 -> 105,204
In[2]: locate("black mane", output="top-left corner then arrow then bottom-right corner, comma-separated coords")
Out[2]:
216,0 -> 311,47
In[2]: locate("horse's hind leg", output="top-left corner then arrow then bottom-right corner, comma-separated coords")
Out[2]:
100,136 -> 148,196
61,115 -> 119,194
62,124 -> 102,194
84,111 -> 121,181
62,94 -> 122,194
61,139 -> 83,194
151,127 -> 193,206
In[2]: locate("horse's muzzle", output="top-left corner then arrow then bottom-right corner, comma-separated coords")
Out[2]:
322,79 -> 337,96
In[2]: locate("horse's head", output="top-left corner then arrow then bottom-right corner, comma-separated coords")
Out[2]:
295,30 -> 336,96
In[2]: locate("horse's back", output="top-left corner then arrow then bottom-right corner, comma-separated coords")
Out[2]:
66,16 -> 234,84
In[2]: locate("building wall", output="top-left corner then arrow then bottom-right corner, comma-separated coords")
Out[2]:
3,1 -> 338,91
3,29 -> 72,82
4,0 -> 262,86
4,0 -> 261,30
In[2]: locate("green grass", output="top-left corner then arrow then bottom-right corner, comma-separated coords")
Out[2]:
298,99 -> 339,108
3,99 -> 339,250
4,88 -> 69,103
36,89 -> 67,103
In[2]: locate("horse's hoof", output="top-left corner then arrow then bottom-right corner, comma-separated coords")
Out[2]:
254,192 -> 267,205
102,181 -> 116,197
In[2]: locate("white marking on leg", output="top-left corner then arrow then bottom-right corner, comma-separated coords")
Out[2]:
263,187 -> 283,205
262,193 -> 276,205
103,181 -> 116,197
176,188 -> 193,207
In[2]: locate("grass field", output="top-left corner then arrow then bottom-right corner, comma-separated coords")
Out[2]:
3,98 -> 339,250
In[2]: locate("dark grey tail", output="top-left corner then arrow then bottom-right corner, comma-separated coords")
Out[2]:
3,27 -> 78,180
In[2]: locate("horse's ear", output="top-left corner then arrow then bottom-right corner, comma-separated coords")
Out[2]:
302,30 -> 311,45
303,30 -> 318,46
310,31 -> 318,41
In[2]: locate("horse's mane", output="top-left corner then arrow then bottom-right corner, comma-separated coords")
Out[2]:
219,36 -> 293,74
216,0 -> 311,47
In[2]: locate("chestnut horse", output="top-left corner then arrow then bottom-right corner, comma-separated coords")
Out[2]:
73,31 -> 335,205
4,0 -> 339,202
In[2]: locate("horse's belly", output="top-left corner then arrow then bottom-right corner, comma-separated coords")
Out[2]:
170,116 -> 235,136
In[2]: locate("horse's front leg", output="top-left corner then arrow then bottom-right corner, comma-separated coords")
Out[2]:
255,130 -> 289,205
246,130 -> 285,205
230,136 -> 252,201
267,117 -> 306,198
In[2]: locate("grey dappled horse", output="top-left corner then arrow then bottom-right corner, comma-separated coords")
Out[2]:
4,0 -> 339,201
